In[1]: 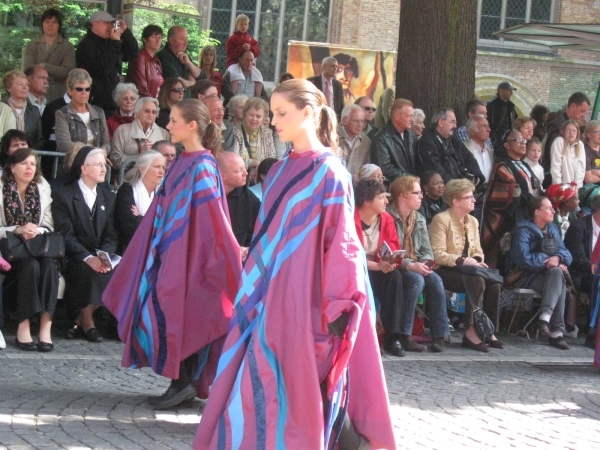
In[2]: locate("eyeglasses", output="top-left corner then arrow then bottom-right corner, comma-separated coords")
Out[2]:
171,88 -> 184,93
350,119 -> 366,125
211,108 -> 227,113
74,87 -> 91,92
410,191 -> 424,196
121,96 -> 137,101
507,138 -> 527,144
142,108 -> 158,115
364,106 -> 376,112
461,195 -> 476,201
85,163 -> 106,169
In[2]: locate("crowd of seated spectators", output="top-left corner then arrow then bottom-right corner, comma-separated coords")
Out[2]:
0,7 -> 598,359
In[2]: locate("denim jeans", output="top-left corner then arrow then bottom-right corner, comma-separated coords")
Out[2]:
527,266 -> 566,332
401,270 -> 449,338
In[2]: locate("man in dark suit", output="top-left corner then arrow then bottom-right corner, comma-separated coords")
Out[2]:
52,147 -> 118,343
564,195 -> 600,349
307,56 -> 344,120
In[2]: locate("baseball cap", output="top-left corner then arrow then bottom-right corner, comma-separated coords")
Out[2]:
90,11 -> 117,23
497,81 -> 517,91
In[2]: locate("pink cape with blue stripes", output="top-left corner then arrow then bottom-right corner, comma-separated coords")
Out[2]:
103,150 -> 241,395
194,150 -> 395,449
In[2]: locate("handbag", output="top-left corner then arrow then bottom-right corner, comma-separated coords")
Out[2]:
0,231 -> 65,261
452,264 -> 504,284
473,307 -> 495,344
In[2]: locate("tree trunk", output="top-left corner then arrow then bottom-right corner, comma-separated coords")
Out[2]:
396,0 -> 478,126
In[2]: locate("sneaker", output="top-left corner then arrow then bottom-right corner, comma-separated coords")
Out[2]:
563,325 -> 579,339
0,330 -> 5,349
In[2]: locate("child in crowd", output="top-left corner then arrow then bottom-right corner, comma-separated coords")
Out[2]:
225,14 -> 260,68
550,119 -> 586,188
524,137 -> 544,187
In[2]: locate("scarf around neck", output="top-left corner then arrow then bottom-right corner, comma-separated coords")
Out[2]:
132,179 -> 154,217
3,180 -> 41,226
400,208 -> 417,261
8,97 -> 27,131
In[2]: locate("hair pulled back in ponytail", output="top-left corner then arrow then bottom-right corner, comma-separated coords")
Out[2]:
172,98 -> 223,156
271,79 -> 338,153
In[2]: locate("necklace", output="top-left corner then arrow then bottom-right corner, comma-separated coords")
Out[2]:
361,216 -> 379,237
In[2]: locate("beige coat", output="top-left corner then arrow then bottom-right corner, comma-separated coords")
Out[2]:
338,126 -> 371,178
0,103 -> 17,138
110,119 -> 170,169
428,208 -> 484,267
0,178 -> 53,238
24,35 -> 76,103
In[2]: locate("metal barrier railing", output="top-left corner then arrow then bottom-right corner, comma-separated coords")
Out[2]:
35,150 -> 65,179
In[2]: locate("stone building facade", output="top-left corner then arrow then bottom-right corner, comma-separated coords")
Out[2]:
328,0 -> 600,115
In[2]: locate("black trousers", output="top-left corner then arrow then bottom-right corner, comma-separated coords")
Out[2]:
6,257 -> 59,322
436,267 -> 500,329
368,269 -> 403,341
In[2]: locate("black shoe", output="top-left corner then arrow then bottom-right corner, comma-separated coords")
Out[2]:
585,334 -> 596,350
66,323 -> 81,340
15,336 -> 37,351
150,384 -> 196,409
549,336 -> 570,350
430,337 -> 445,353
37,341 -> 54,352
83,327 -> 103,343
384,339 -> 405,357
462,335 -> 490,352
537,320 -> 550,336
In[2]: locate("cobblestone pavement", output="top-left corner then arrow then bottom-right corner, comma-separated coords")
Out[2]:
0,331 -> 598,449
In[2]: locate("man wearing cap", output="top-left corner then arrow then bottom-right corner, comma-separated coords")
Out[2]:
487,81 -> 518,146
76,11 -> 139,117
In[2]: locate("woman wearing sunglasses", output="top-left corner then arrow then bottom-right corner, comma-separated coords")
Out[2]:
482,129 -> 541,270
155,78 -> 185,128
110,98 -> 170,185
54,68 -> 110,154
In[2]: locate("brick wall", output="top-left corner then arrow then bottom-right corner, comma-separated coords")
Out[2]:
334,0 -> 400,51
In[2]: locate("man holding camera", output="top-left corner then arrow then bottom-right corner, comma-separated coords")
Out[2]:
76,11 -> 139,117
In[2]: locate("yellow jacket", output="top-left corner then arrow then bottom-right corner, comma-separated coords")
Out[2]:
428,209 -> 484,267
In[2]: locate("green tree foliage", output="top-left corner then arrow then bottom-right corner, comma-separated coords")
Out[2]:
0,0 -> 219,89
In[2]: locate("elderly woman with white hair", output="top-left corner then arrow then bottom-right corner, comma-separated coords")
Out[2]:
110,97 -> 170,179
358,163 -> 384,183
412,108 -> 426,138
114,150 -> 165,254
106,82 -> 139,139
228,94 -> 248,125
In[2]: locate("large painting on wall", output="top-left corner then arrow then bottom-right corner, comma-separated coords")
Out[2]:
287,40 -> 396,105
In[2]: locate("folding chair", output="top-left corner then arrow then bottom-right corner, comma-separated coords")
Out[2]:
506,288 -> 542,341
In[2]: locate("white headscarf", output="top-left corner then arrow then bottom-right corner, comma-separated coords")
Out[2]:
358,164 -> 380,180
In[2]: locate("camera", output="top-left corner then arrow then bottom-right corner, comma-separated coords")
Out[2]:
112,20 -> 120,30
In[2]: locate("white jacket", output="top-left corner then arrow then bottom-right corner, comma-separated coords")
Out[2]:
550,137 -> 585,188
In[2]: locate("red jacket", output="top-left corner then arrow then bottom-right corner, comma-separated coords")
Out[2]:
126,48 -> 164,98
354,210 -> 401,262
107,111 -> 135,140
226,31 -> 260,68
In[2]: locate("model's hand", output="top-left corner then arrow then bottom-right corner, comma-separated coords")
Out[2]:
241,247 -> 249,262
592,264 -> 598,274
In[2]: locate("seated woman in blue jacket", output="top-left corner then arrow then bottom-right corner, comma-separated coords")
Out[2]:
507,195 -> 573,350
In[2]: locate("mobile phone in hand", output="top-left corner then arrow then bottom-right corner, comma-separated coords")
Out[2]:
423,259 -> 435,269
